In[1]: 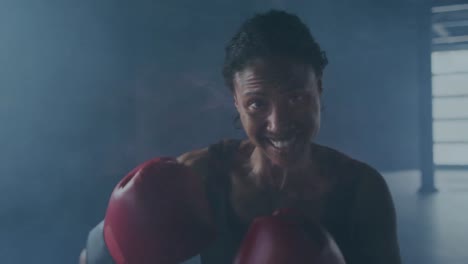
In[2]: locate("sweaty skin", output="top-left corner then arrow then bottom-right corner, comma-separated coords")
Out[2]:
232,57 -> 323,191
224,56 -> 328,224
229,139 -> 329,225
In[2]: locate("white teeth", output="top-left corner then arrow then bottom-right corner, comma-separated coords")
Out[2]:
269,137 -> 296,148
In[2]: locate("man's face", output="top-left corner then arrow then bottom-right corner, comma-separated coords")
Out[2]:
233,57 -> 322,168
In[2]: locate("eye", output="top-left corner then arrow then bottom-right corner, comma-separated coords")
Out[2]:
289,94 -> 306,104
247,99 -> 267,111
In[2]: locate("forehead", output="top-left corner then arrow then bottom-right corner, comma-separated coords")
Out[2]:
233,57 -> 317,93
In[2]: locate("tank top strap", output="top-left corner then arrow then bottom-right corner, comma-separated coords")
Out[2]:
204,138 -> 242,189
201,138 -> 242,264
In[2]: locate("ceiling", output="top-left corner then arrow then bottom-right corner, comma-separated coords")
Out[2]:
432,0 -> 468,50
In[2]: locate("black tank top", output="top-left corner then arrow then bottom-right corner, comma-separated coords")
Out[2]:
200,139 -> 245,264
198,138 -> 401,264
199,138 -> 350,263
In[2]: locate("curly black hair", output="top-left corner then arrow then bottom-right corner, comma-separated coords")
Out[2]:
223,10 -> 328,92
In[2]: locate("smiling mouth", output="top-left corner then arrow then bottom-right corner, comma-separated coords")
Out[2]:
265,134 -> 298,151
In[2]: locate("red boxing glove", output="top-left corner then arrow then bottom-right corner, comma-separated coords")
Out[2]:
234,208 -> 346,264
103,157 -> 215,264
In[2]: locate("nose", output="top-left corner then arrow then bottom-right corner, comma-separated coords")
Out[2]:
266,104 -> 293,136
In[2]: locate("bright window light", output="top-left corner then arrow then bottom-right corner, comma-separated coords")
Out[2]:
432,50 -> 468,166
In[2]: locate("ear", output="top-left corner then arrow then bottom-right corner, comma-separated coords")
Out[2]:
233,93 -> 239,110
317,78 -> 323,95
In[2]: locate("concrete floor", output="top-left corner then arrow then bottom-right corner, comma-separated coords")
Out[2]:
384,170 -> 468,264
1,170 -> 467,264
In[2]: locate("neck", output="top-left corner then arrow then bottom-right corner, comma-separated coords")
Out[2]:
248,145 -> 312,190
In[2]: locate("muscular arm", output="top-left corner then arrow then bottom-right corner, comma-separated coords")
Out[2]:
348,166 -> 401,264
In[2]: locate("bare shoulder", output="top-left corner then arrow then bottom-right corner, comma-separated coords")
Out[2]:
177,147 -> 210,166
176,146 -> 213,179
